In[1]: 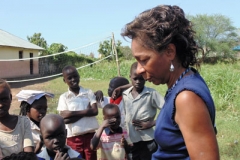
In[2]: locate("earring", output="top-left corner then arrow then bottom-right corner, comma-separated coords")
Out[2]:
170,62 -> 174,72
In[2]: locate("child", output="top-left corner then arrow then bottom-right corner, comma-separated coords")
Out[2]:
90,104 -> 132,160
122,62 -> 164,160
95,76 -> 130,128
17,90 -> 54,153
0,79 -> 34,158
57,65 -> 98,160
37,114 -> 82,160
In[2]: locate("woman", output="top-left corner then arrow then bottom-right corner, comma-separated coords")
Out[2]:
121,5 -> 219,160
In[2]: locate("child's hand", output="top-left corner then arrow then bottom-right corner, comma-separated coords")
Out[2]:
94,90 -> 104,102
54,151 -> 70,160
101,118 -> 116,128
121,134 -> 128,147
132,119 -> 155,130
111,87 -> 122,100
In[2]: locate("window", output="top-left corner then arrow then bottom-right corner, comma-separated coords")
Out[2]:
19,51 -> 23,59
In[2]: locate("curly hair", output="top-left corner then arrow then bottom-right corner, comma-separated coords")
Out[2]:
121,5 -> 199,68
2,152 -> 38,160
19,101 -> 31,116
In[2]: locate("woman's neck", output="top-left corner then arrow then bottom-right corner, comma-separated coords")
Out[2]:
167,67 -> 186,89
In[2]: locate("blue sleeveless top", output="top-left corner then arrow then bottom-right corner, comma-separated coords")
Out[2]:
152,68 -> 216,160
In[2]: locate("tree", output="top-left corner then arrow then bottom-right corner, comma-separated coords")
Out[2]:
27,33 -> 48,55
120,46 -> 133,60
98,39 -> 123,60
188,14 -> 239,61
48,43 -> 68,54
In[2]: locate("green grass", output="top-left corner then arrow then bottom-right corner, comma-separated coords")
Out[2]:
28,60 -> 240,159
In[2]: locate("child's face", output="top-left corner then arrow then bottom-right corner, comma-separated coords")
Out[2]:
41,122 -> 66,154
104,107 -> 121,130
28,97 -> 47,122
130,70 -> 145,91
0,86 -> 11,118
63,68 -> 80,89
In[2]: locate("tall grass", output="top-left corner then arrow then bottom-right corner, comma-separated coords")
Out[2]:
39,60 -> 240,159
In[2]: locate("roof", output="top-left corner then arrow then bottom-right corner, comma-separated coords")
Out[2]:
0,29 -> 44,50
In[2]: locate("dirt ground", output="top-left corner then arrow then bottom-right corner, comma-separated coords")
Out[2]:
9,79 -> 51,115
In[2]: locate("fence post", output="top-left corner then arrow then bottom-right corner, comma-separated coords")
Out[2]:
112,32 -> 121,76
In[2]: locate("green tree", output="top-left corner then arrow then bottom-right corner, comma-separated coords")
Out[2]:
27,33 -> 48,55
98,40 -> 123,60
120,46 -> 133,60
48,43 -> 68,54
188,14 -> 239,61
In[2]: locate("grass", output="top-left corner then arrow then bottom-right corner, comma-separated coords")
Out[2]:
19,60 -> 240,159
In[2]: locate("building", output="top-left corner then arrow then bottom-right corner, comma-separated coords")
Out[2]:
0,29 -> 44,79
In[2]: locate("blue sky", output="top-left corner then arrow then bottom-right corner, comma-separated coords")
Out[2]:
1,0 -> 240,55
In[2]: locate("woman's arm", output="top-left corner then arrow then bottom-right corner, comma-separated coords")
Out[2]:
175,90 -> 219,160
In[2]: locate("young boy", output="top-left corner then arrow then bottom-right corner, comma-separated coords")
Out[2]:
37,114 -> 82,160
90,104 -> 132,160
57,65 -> 98,160
95,76 -> 130,128
122,62 -> 164,160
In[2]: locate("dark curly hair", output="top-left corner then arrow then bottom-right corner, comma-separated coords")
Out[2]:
2,152 -> 38,160
121,5 -> 199,68
19,101 -> 31,116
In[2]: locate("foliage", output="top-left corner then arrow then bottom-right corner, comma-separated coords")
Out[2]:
188,14 -> 239,62
119,46 -> 133,60
200,62 -> 240,111
48,43 -> 68,54
98,40 -> 123,60
27,33 -> 48,55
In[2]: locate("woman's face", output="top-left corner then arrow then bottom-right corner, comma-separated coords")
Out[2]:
131,39 -> 170,85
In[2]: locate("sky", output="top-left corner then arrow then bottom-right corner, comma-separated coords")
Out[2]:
1,0 -> 240,56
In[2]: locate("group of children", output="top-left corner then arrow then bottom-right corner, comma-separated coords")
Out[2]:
0,62 -> 164,160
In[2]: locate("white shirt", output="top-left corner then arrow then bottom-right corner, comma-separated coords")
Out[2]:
29,119 -> 41,145
57,86 -> 99,137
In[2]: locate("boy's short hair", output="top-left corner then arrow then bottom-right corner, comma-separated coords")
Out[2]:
0,79 -> 11,94
130,62 -> 138,74
110,76 -> 129,87
40,114 -> 65,132
103,103 -> 120,115
62,65 -> 77,73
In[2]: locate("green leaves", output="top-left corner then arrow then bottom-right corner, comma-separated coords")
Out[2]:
188,14 -> 239,62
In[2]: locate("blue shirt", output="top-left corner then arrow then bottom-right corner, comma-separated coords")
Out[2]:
152,68 -> 216,160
